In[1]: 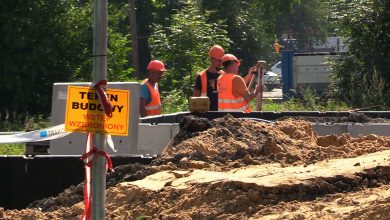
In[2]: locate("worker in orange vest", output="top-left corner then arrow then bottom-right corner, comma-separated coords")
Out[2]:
274,41 -> 282,53
217,54 -> 260,112
140,60 -> 167,117
193,45 -> 225,111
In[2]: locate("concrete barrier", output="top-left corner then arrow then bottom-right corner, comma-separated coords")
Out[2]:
312,124 -> 348,136
348,123 -> 390,137
312,123 -> 390,137
137,123 -> 179,156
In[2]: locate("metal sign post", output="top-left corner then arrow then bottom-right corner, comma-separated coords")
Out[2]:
92,0 -> 108,219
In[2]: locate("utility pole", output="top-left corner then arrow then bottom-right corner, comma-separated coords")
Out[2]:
92,0 -> 108,219
129,0 -> 140,79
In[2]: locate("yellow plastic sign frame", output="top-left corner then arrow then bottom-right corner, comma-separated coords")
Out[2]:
65,86 -> 129,136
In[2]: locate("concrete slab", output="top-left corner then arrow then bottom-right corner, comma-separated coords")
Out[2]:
137,123 -> 179,156
312,124 -> 348,136
348,123 -> 390,137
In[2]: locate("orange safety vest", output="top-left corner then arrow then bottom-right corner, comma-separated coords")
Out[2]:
142,79 -> 161,116
217,73 -> 251,112
198,69 -> 224,96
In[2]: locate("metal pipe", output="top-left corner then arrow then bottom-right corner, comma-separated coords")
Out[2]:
92,0 -> 108,219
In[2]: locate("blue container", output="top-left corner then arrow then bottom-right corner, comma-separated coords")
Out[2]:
281,50 -> 294,98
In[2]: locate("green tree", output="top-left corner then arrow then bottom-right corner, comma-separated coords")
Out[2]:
148,1 -> 230,98
275,0 -> 330,52
201,0 -> 300,72
135,0 -> 183,75
329,0 -> 390,107
1,0 -> 73,120
59,0 -> 134,82
0,0 -> 134,120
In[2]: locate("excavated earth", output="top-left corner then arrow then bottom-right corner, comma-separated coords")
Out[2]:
2,114 -> 390,219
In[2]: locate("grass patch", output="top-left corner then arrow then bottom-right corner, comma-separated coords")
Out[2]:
253,89 -> 350,111
0,143 -> 25,155
0,114 -> 50,155
260,98 -> 349,111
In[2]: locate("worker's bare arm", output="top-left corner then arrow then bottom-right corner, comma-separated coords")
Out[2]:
139,98 -> 147,117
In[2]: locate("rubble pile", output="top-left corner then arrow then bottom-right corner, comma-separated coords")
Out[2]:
2,114 -> 390,219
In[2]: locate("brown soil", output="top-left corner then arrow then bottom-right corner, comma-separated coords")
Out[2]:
2,114 -> 390,219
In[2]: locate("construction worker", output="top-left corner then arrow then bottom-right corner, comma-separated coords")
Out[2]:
139,60 -> 166,117
193,45 -> 225,111
217,54 -> 260,112
274,41 -> 282,53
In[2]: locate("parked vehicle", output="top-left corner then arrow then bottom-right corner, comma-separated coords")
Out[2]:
263,71 -> 281,91
271,61 -> 282,76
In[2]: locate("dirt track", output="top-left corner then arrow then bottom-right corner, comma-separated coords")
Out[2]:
1,115 -> 390,219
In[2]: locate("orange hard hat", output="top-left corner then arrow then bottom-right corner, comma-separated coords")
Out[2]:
208,45 -> 225,60
147,60 -> 167,72
222,53 -> 240,66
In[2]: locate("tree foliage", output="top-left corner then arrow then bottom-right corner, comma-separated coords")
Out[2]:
201,0 -> 299,73
329,0 -> 390,107
148,1 -> 231,98
275,0 -> 330,51
0,0 -> 133,119
135,0 -> 183,75
147,0 -> 300,95
1,0 -> 73,119
3,0 -> 378,119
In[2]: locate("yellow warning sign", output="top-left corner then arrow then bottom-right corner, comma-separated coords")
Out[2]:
65,86 -> 129,136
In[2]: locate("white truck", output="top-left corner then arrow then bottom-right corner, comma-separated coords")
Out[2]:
292,53 -> 336,93
282,52 -> 338,96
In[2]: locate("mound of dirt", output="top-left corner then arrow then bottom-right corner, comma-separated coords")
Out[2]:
157,114 -> 390,170
2,114 -> 390,219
